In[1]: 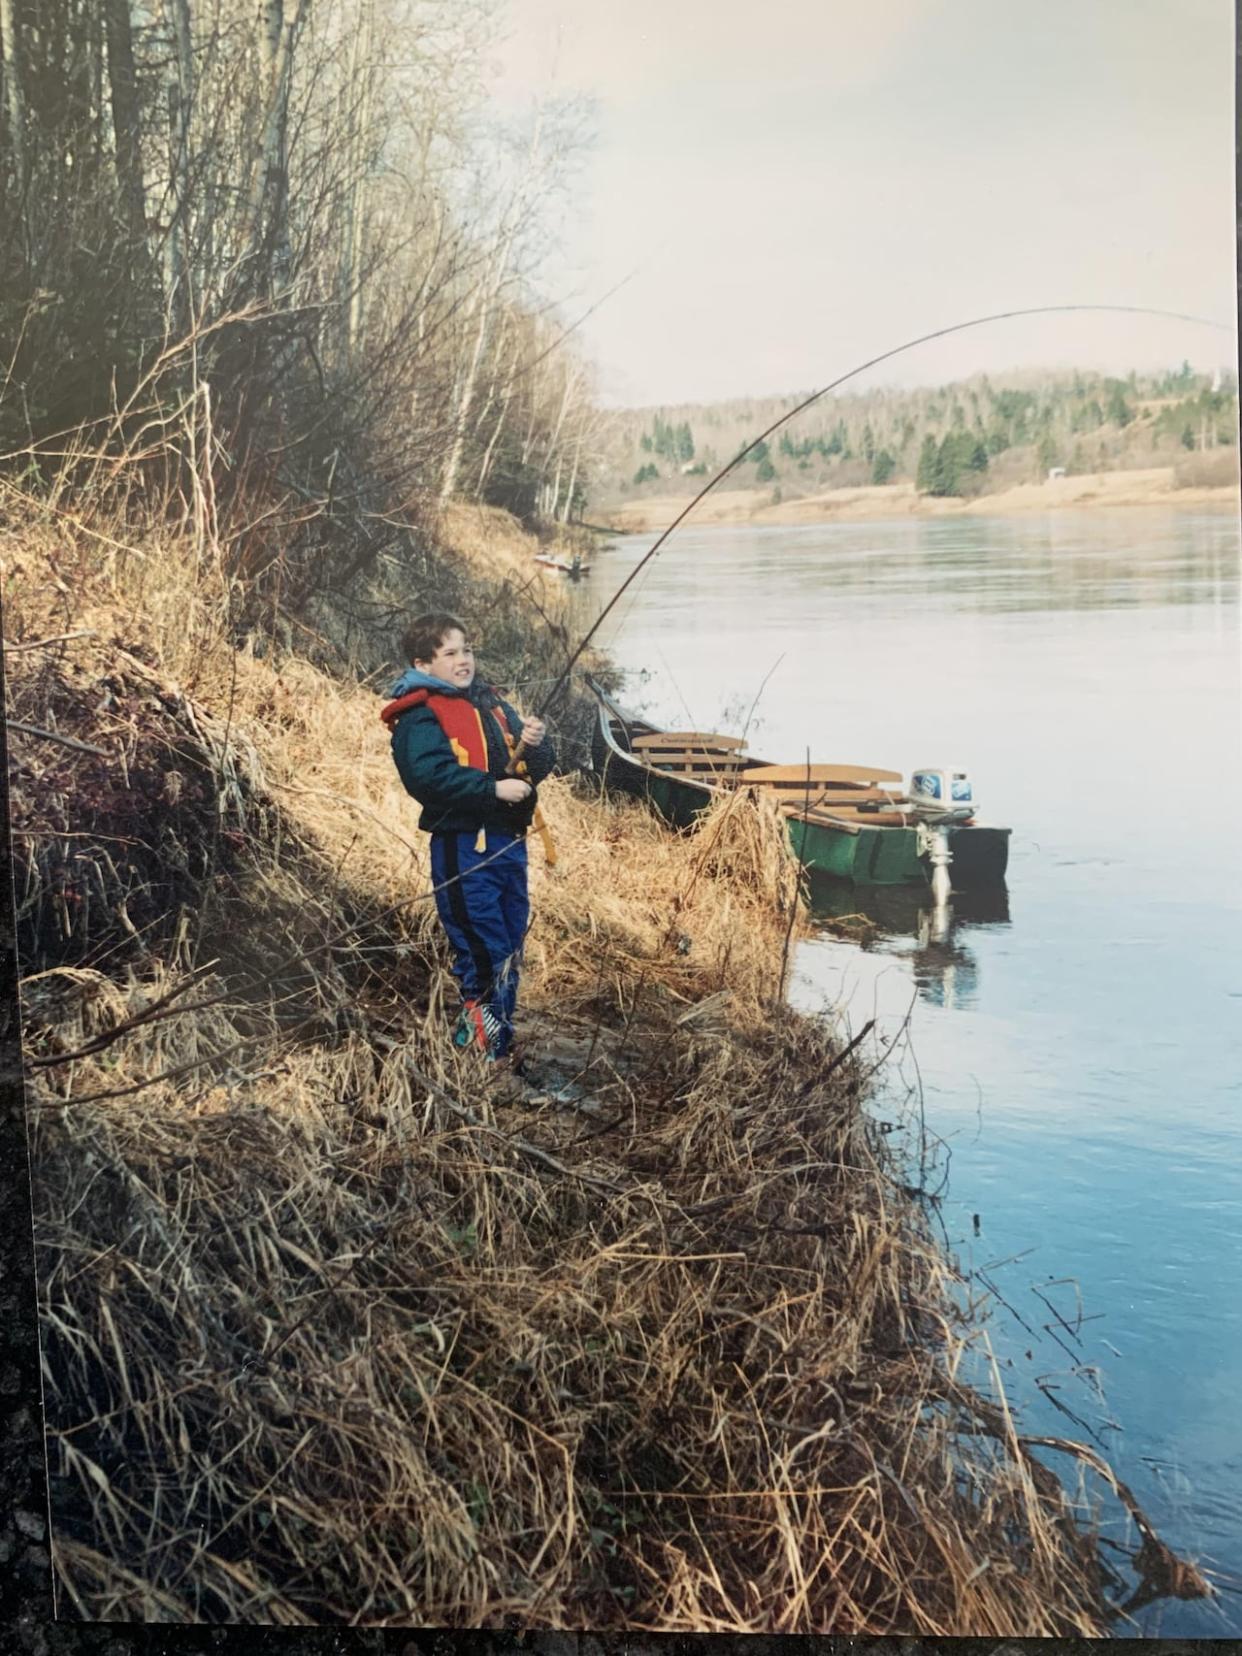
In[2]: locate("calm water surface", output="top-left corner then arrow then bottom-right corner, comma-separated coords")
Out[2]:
566,507 -> 1241,1635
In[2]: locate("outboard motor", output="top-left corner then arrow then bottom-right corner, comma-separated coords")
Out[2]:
909,766 -> 976,824
908,767 -> 976,907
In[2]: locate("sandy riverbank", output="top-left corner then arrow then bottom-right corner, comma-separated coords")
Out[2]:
599,466 -> 1240,533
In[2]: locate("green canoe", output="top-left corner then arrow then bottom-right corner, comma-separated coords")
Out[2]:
587,677 -> 1010,889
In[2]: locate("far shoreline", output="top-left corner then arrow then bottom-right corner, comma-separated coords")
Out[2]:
595,466 -> 1241,533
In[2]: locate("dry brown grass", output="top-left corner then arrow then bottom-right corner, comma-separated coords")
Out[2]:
5,484 -> 1208,1630
1173,446 -> 1241,489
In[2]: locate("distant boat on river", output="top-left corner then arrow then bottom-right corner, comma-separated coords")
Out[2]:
534,552 -> 591,578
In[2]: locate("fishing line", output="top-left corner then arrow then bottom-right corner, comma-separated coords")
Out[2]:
533,522 -> 666,737
740,652 -> 786,748
523,302 -> 1233,731
567,524 -> 663,660
655,644 -> 700,733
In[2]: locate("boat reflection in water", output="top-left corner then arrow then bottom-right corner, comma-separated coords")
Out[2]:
803,873 -> 1011,1011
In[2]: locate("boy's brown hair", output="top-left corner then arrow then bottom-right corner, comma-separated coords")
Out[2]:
400,611 -> 469,667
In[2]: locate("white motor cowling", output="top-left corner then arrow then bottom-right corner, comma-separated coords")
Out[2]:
909,767 -> 976,823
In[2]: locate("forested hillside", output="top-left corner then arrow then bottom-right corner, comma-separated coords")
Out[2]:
597,364 -> 1239,508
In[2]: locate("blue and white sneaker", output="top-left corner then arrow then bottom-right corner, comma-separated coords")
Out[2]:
452,1000 -> 503,1058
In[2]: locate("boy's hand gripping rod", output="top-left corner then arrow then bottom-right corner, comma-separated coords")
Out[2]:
504,300 -> 1230,773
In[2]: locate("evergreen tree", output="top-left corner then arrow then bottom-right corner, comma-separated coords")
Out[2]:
917,430 -> 989,496
1105,382 -> 1133,427
916,434 -> 942,493
871,449 -> 896,485
824,419 -> 848,457
939,433 -> 964,494
994,389 -> 1035,423
651,414 -> 683,462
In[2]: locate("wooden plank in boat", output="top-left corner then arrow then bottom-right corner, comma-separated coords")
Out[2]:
744,775 -> 888,792
739,762 -> 904,785
781,806 -> 862,836
779,802 -> 908,829
632,731 -> 746,752
746,784 -> 906,805
819,808 -> 910,827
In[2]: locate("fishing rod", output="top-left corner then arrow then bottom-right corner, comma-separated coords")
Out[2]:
507,300 -> 1232,768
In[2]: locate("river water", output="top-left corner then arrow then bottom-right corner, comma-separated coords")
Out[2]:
562,506 -> 1241,1635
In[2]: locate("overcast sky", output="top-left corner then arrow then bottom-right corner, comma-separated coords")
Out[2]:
491,0 -> 1236,407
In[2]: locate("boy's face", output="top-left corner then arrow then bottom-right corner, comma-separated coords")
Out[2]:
417,627 -> 475,688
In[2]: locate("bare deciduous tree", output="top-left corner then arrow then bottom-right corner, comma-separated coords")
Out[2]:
0,0 -> 28,199
0,0 -> 600,632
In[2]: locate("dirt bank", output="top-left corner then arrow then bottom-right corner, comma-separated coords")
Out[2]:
600,467 -> 1240,533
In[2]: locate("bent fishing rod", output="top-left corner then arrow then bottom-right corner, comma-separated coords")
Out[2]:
507,300 -> 1231,769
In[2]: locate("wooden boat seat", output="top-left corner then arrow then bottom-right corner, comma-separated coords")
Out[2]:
738,762 -> 904,786
632,731 -> 746,752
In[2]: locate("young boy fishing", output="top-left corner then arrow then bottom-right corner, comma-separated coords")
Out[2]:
380,612 -> 554,1066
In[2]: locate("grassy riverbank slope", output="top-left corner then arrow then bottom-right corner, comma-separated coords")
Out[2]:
600,461 -> 1241,533
7,491 -> 1205,1631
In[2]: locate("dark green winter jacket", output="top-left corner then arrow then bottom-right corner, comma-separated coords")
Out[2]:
382,671 -> 555,836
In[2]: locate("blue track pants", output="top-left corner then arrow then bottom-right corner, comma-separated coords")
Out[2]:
429,829 -> 529,1057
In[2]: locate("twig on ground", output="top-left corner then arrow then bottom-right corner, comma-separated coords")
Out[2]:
6,720 -> 109,756
3,629 -> 97,653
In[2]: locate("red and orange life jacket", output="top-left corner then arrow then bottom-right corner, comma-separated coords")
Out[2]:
378,685 -> 514,769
